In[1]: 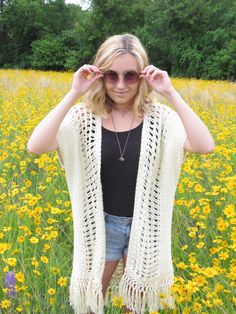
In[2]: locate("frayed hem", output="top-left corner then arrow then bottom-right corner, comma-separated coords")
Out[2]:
69,276 -> 104,314
118,272 -> 176,313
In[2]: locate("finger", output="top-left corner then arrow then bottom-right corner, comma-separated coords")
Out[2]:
141,65 -> 155,75
142,65 -> 162,74
146,66 -> 161,77
74,66 -> 93,78
151,69 -> 161,79
77,64 -> 99,74
140,67 -> 148,76
81,65 -> 102,75
89,65 -> 102,74
86,71 -> 103,81
84,65 -> 103,80
89,71 -> 103,83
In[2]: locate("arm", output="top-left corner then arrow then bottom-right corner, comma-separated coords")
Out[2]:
141,66 -> 215,154
27,91 -> 80,155
163,89 -> 215,154
27,65 -> 102,155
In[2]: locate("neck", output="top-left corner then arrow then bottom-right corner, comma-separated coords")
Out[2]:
113,103 -> 133,115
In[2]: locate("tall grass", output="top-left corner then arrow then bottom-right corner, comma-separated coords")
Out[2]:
0,70 -> 235,313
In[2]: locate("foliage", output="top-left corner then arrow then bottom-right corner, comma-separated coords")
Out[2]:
0,0 -> 235,80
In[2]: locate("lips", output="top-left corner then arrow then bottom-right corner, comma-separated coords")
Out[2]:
114,91 -> 128,95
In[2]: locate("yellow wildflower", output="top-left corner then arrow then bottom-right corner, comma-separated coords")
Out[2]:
41,256 -> 49,263
196,241 -> 205,248
15,272 -> 25,283
51,267 -> 60,274
112,295 -> 124,308
218,251 -> 229,260
49,297 -> 55,305
223,204 -> 235,218
217,217 -> 229,231
6,257 -> 17,266
57,277 -> 68,287
33,270 -> 41,276
195,275 -> 206,286
48,288 -> 56,295
0,243 -> 11,254
30,237 -> 39,244
0,299 -> 11,309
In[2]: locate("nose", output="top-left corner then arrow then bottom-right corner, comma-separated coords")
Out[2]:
116,75 -> 126,88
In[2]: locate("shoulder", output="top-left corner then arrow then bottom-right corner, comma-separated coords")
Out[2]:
149,102 -> 177,120
62,102 -> 94,124
57,103 -> 88,131
68,102 -> 91,116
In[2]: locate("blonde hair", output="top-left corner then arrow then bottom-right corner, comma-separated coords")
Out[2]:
84,33 -> 153,118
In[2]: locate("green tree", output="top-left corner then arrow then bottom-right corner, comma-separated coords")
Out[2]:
1,0 -> 45,67
76,0 -> 150,65
0,0 -> 235,79
0,0 -> 82,68
139,0 -> 236,80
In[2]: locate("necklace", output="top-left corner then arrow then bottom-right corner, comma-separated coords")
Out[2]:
111,111 -> 135,162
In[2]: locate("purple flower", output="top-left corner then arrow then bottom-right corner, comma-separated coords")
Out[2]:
5,271 -> 16,299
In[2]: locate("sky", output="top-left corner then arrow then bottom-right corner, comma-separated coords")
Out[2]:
65,0 -> 91,10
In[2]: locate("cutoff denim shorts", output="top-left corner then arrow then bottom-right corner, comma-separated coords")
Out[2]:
104,211 -> 133,261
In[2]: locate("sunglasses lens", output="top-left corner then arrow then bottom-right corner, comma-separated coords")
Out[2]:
104,71 -> 118,84
124,71 -> 139,84
103,70 -> 140,84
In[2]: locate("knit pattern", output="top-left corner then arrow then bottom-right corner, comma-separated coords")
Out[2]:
56,102 -> 187,313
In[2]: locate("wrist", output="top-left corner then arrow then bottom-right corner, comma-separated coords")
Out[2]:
162,88 -> 178,101
68,89 -> 82,99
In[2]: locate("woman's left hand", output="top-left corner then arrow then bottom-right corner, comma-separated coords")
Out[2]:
141,65 -> 175,97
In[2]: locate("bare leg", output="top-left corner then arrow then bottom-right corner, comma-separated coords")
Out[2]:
102,259 -> 120,298
122,254 -> 127,273
88,259 -> 120,314
122,254 -> 133,313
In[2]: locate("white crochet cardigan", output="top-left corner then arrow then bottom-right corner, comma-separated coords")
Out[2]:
56,102 -> 187,313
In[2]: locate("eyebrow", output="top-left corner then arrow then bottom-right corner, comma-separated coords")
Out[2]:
103,69 -> 140,74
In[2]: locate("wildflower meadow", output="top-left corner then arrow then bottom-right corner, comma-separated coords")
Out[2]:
0,69 -> 235,313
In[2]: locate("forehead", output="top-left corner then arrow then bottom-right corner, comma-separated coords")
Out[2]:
109,53 -> 138,71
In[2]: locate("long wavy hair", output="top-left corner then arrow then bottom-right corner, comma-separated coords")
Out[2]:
84,33 -> 153,118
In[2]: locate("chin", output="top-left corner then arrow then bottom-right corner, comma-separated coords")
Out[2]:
112,96 -> 135,105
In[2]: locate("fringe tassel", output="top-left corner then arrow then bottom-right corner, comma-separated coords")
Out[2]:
105,280 -> 119,306
69,277 -> 88,314
86,276 -> 104,314
69,276 -> 104,314
118,273 -> 176,313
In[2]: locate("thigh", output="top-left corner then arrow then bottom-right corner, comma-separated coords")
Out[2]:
122,254 -> 127,273
105,214 -> 126,261
122,221 -> 132,258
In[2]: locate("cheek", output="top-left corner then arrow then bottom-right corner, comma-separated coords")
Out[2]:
104,83 -> 112,94
131,84 -> 140,95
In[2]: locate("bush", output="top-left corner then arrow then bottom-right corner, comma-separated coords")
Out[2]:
31,37 -> 67,71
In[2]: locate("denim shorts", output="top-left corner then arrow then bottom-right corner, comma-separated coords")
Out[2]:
104,211 -> 133,261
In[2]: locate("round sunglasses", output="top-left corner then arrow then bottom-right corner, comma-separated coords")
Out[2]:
103,70 -> 140,85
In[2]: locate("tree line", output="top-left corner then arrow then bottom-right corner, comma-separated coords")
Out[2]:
0,0 -> 235,80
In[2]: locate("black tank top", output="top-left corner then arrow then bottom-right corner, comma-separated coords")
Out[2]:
101,122 -> 143,217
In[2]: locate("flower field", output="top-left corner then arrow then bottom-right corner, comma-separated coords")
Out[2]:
0,69 -> 235,314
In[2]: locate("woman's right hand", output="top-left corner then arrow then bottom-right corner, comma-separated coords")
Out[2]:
69,65 -> 103,97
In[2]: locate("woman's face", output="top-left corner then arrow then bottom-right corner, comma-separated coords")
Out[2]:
103,53 -> 140,108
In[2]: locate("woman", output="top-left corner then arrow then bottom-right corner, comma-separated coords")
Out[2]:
27,34 -> 215,314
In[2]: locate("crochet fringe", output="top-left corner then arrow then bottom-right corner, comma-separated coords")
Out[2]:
69,277 -> 104,314
118,273 -> 176,313
69,278 -> 87,313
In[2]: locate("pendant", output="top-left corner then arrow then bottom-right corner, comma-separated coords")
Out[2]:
119,157 -> 125,162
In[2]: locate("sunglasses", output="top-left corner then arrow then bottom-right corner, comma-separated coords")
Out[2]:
103,70 -> 140,85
